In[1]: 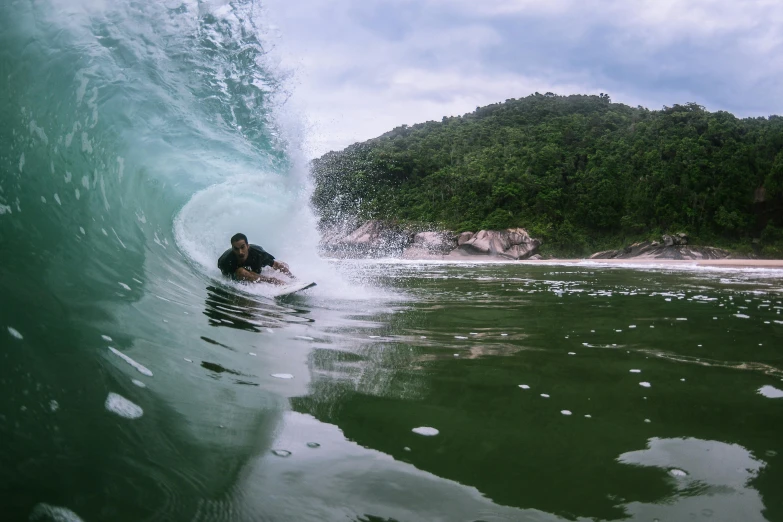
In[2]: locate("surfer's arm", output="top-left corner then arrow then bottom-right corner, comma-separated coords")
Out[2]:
271,260 -> 294,277
234,268 -> 285,285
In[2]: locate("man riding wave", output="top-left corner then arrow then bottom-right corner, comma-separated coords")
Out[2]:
217,233 -> 293,285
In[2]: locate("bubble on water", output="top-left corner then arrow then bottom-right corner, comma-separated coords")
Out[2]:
105,393 -> 143,419
713,317 -> 718,320
650,325 -> 655,328
665,298 -> 671,302
584,414 -> 592,418
629,325 -> 636,329
49,400 -> 59,412
568,352 -> 576,355
453,353 -> 459,357
470,332 -> 478,335
561,410 -> 572,416
101,335 -> 113,342
369,335 -> 380,339
766,450 -> 777,457
118,282 -> 131,291
271,373 -> 294,379
644,419 -> 651,423
131,379 -> 146,388
248,352 -> 257,356
639,382 -> 651,388
758,385 -> 783,399
629,369 -> 641,373
306,442 -> 320,448
669,468 -> 688,477
29,503 -> 85,522
271,449 -> 291,457
295,336 -> 314,341
540,394 -> 550,398
519,384 -> 530,389
680,378 -> 686,382
590,330 -> 595,333
734,314 -> 750,319
7,327 -> 23,340
676,318 -> 687,321
412,426 -> 439,436
420,336 -> 427,339
455,336 -> 468,340
616,330 -> 622,333
184,358 -> 193,363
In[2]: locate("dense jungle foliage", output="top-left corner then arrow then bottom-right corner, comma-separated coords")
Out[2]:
311,93 -> 783,256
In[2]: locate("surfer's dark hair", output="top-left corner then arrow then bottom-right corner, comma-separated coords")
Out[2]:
231,233 -> 248,245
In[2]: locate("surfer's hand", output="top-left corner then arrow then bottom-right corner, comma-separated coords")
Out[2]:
255,275 -> 286,286
272,261 -> 293,277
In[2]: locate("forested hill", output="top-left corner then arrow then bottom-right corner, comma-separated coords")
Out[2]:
310,93 -> 783,256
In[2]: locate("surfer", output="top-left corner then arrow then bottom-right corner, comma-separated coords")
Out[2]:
218,233 -> 294,285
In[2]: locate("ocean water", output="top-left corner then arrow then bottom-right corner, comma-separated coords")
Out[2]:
3,1 -> 783,521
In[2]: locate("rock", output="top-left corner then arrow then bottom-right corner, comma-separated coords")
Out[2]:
676,232 -> 688,245
589,242 -> 734,260
662,234 -> 674,247
401,231 -> 457,258
457,231 -> 474,246
320,222 -> 542,260
456,228 -> 541,260
319,220 -> 411,258
528,254 -> 543,260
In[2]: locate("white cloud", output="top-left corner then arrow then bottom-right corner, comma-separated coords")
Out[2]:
264,0 -> 783,158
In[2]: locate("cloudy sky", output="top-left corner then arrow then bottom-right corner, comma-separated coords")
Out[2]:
264,0 -> 783,158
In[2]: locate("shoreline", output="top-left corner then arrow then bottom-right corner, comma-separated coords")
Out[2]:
328,255 -> 783,270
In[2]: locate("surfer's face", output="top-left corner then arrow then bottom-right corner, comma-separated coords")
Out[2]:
232,239 -> 249,264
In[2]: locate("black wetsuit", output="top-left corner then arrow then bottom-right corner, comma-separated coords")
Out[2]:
217,244 -> 275,279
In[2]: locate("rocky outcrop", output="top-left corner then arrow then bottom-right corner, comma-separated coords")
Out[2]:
401,231 -> 458,259
319,221 -> 412,258
320,222 -> 542,260
453,228 -> 541,260
590,234 -> 733,260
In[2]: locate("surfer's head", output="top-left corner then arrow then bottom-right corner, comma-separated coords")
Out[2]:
230,233 -> 249,264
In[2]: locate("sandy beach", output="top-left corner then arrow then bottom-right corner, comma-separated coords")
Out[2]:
526,258 -> 783,269
392,252 -> 783,269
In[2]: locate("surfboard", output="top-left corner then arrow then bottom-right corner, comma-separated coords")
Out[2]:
271,281 -> 316,297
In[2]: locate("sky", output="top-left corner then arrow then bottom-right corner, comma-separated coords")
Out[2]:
263,0 -> 783,158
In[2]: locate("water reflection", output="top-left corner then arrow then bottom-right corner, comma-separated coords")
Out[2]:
284,263 -> 783,521
618,437 -> 767,521
203,285 -> 313,332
